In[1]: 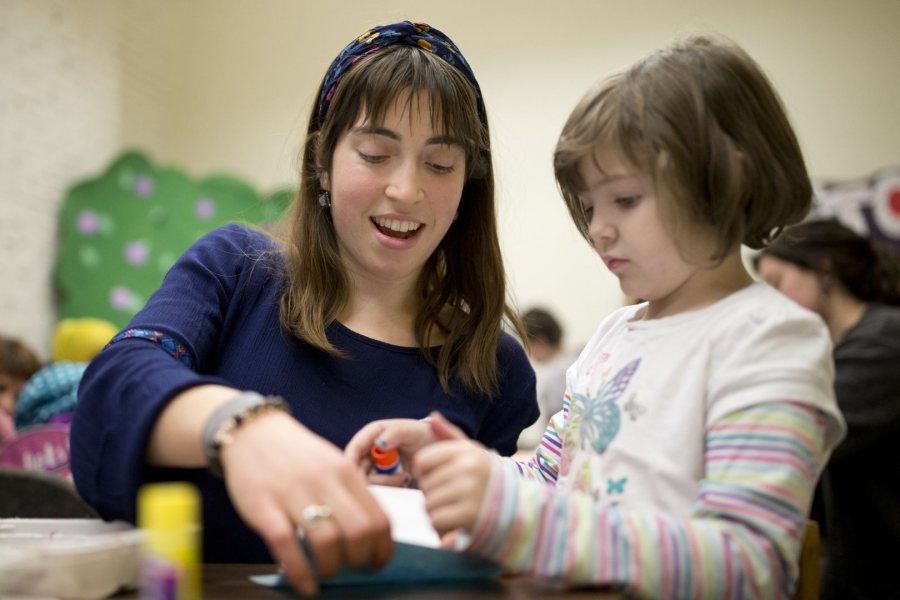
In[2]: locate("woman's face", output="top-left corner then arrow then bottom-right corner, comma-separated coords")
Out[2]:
322,92 -> 466,291
757,255 -> 824,314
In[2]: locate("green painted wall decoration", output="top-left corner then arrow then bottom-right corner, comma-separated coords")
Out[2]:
55,150 -> 294,327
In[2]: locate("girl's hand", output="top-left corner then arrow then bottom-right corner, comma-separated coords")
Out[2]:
345,417 -> 440,485
219,411 -> 393,596
411,413 -> 493,535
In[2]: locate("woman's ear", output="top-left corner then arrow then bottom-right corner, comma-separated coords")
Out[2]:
311,132 -> 330,191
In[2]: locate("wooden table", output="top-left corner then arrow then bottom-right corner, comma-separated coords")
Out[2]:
117,564 -> 625,599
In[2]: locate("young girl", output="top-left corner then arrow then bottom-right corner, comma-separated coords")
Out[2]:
347,35 -> 846,598
757,219 -> 900,599
70,21 -> 538,596
0,335 -> 42,446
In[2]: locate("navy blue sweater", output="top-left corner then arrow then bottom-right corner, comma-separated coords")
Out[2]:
70,224 -> 538,562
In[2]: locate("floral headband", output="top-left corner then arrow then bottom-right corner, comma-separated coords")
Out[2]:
317,21 -> 485,127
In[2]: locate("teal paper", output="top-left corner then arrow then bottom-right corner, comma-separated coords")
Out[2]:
250,542 -> 502,588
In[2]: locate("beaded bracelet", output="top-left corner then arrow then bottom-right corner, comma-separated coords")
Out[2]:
201,391 -> 290,478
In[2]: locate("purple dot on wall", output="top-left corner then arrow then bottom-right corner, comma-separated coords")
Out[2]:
109,286 -> 137,311
134,176 -> 154,197
77,211 -> 100,235
124,241 -> 149,265
195,197 -> 216,220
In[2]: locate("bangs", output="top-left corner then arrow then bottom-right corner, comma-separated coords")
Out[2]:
554,73 -> 654,239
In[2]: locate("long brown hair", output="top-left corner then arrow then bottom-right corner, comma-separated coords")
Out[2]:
273,44 -> 523,396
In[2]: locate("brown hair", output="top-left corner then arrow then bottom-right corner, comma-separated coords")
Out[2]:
272,44 -> 523,395
0,335 -> 41,381
554,35 -> 812,263
522,308 -> 563,348
757,219 -> 900,306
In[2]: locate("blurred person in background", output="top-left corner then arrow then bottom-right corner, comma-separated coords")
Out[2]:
517,307 -> 580,450
0,335 -> 42,446
756,217 -> 900,599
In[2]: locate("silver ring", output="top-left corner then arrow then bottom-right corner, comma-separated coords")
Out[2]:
301,504 -> 333,529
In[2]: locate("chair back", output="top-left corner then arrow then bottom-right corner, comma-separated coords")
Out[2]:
791,520 -> 820,600
0,467 -> 98,518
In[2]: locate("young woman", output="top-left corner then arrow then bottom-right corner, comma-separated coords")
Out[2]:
70,21 -> 538,596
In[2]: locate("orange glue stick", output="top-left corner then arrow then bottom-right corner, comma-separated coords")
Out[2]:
371,445 -> 400,474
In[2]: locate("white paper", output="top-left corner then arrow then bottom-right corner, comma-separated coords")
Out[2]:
367,485 -> 441,548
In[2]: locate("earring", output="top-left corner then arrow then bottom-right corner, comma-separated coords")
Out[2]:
317,190 -> 331,208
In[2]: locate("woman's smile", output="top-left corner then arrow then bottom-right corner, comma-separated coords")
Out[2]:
371,215 -> 423,240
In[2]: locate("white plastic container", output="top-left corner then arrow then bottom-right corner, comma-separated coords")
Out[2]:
0,518 -> 143,598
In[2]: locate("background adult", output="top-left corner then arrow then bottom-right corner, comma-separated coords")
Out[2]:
757,218 -> 900,599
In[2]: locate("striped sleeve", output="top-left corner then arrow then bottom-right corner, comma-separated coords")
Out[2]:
465,402 -> 828,599
509,396 -> 570,484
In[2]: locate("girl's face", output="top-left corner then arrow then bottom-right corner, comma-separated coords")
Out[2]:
322,93 -> 466,291
756,255 -> 823,314
576,146 -> 724,317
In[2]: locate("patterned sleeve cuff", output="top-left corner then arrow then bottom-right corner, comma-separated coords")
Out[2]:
460,454 -> 521,556
108,328 -> 194,368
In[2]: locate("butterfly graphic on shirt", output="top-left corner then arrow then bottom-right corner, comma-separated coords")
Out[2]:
623,394 -> 646,421
560,358 -> 641,491
607,476 -> 628,495
564,358 -> 641,455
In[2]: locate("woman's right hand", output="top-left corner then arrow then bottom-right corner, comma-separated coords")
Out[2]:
219,411 -> 393,596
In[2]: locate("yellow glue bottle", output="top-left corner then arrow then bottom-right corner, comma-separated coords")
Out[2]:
137,482 -> 201,600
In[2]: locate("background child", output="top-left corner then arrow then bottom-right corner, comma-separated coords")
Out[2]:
517,307 -> 582,450
0,335 -> 42,445
0,319 -> 117,477
756,218 -> 900,599
348,35 -> 846,598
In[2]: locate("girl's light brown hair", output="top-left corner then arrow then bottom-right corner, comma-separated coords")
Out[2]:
272,44 -> 523,396
555,35 -> 812,262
